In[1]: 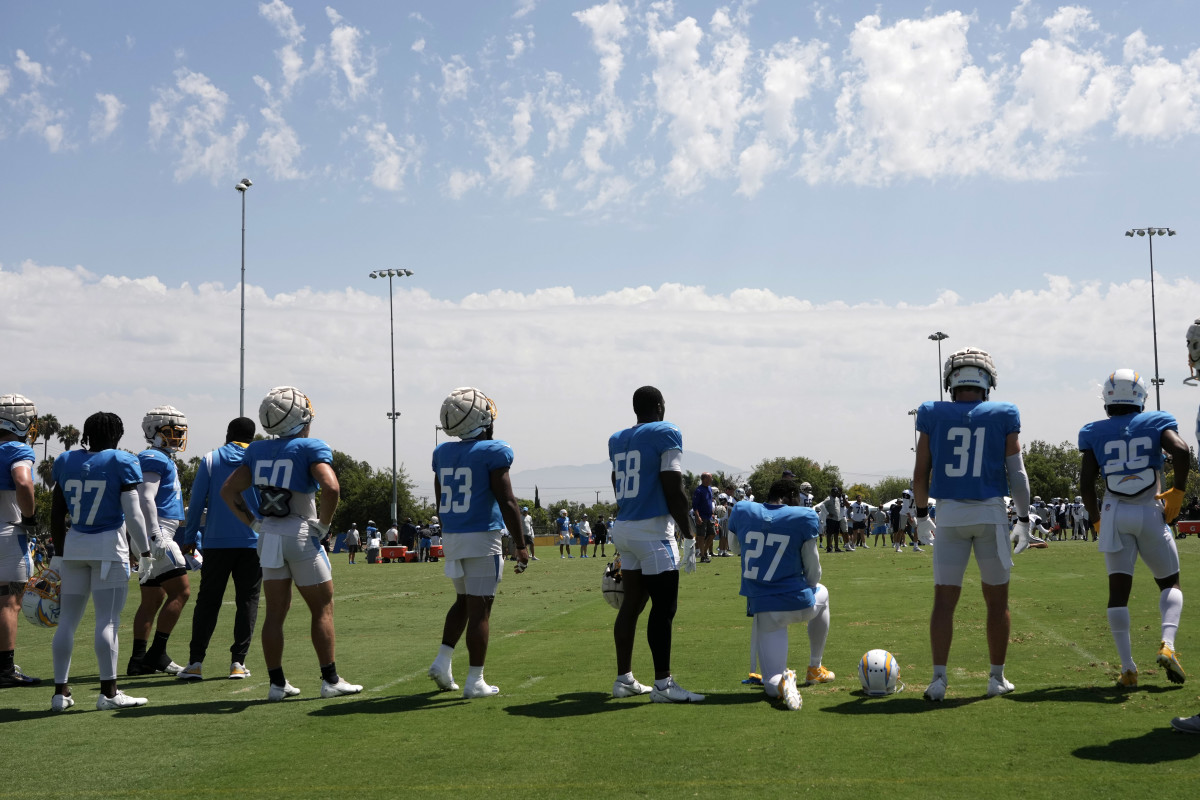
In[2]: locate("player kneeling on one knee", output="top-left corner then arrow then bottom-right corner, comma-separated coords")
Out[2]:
729,478 -> 833,710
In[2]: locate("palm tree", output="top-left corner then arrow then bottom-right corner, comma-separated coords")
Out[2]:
58,424 -> 80,452
37,458 -> 54,489
37,413 -> 61,462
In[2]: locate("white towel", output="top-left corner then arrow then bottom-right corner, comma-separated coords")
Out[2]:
994,524 -> 1014,571
1097,504 -> 1121,553
258,533 -> 285,569
444,559 -> 465,580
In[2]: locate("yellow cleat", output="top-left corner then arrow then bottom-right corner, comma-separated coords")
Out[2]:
804,665 -> 836,686
1157,642 -> 1186,684
1115,669 -> 1138,689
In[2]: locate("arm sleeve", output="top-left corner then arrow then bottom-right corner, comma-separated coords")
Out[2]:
1006,451 -> 1031,518
139,471 -> 163,542
121,489 -> 152,555
181,458 -> 210,545
801,537 -> 822,588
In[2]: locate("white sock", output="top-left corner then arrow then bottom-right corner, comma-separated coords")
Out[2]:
808,587 -> 831,667
989,664 -> 1005,679
616,672 -> 635,684
932,665 -> 947,682
433,644 -> 454,670
1107,607 -> 1136,671
467,665 -> 484,684
654,676 -> 671,689
1160,587 -> 1183,647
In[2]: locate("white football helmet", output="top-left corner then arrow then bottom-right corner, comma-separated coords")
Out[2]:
439,387 -> 496,439
1033,495 -> 1043,504
142,405 -> 188,451
260,386 -> 314,437
0,394 -> 38,441
1101,369 -> 1147,411
1186,319 -> 1200,384
22,569 -> 61,628
733,487 -> 745,499
1074,495 -> 1082,504
601,560 -> 624,610
943,347 -> 997,400
858,649 -> 901,696
800,481 -> 812,493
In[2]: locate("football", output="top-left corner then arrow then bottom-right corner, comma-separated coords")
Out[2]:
601,560 -> 624,609
858,648 -> 901,696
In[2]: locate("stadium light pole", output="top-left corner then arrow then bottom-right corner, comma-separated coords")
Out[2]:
235,178 -> 253,416
1125,227 -> 1176,410
368,268 -> 415,527
928,331 -> 949,401
907,408 -> 918,452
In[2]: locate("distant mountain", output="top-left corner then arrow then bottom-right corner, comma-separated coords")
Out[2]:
507,452 -> 749,504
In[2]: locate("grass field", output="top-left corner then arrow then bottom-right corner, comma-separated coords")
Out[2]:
2,538 -> 1198,799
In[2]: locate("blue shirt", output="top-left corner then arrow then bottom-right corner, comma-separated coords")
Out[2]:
138,448 -> 185,521
608,420 -> 683,521
243,436 -> 333,492
728,501 -> 818,614
1078,410 -> 1177,497
431,438 -> 514,533
917,400 -> 1020,500
182,442 -> 260,549
0,440 -> 36,523
557,515 -> 569,532
52,449 -> 143,534
691,483 -> 714,518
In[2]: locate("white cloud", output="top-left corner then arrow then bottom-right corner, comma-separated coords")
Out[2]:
1116,37 -> 1200,140
574,1 -> 627,100
149,68 -> 248,183
447,169 -> 484,198
327,7 -> 376,102
1007,0 -> 1033,32
16,91 -> 68,152
255,106 -> 305,178
355,119 -> 417,191
1043,6 -> 1099,43
0,67 -> 11,96
440,55 -> 472,103
14,50 -> 51,86
507,30 -> 532,63
513,0 -> 537,19
89,92 -> 125,140
259,0 -> 312,98
8,261 -> 1200,501
412,37 -> 425,53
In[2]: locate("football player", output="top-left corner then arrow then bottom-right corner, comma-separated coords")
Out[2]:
50,412 -> 153,710
427,387 -> 528,698
178,416 -> 262,681
728,479 -> 834,710
0,394 -> 41,687
127,406 -> 191,677
608,386 -> 703,703
220,386 -> 361,701
914,347 -> 1033,701
1079,370 -> 1189,689
557,509 -> 572,558
1171,320 -> 1200,733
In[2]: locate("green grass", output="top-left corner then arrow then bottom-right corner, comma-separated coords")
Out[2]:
3,539 -> 1199,799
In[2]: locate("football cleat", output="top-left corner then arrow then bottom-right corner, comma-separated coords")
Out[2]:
177,662 -> 203,681
462,679 -> 500,699
428,662 -> 459,692
924,676 -> 947,702
986,675 -> 1015,697
268,681 -> 300,701
650,677 -> 705,703
1171,714 -> 1200,734
229,662 -> 251,680
320,678 -> 363,698
1115,669 -> 1138,689
804,665 -> 836,686
96,690 -> 148,710
741,672 -> 763,686
50,693 -> 74,712
781,669 -> 802,711
612,678 -> 652,698
0,664 -> 41,687
1157,642 -> 1186,684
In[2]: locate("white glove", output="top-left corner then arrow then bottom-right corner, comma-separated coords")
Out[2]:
138,553 -> 156,584
151,531 -> 172,559
916,516 -> 936,545
251,518 -> 264,534
681,538 -> 697,574
1012,520 -> 1032,555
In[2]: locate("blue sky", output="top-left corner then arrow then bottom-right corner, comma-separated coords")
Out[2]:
4,1 -> 1200,502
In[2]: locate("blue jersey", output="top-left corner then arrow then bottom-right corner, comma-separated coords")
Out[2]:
1078,410 -> 1177,498
138,448 -> 185,521
917,400 -> 1020,500
181,442 -> 260,549
432,438 -> 514,533
243,437 -> 332,492
557,516 -> 569,532
1,441 -> 36,523
608,421 -> 683,521
52,449 -> 143,534
728,501 -> 818,614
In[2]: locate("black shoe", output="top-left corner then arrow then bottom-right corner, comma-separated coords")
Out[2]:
834,548 -> 843,553
0,665 -> 41,687
127,656 -> 153,676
